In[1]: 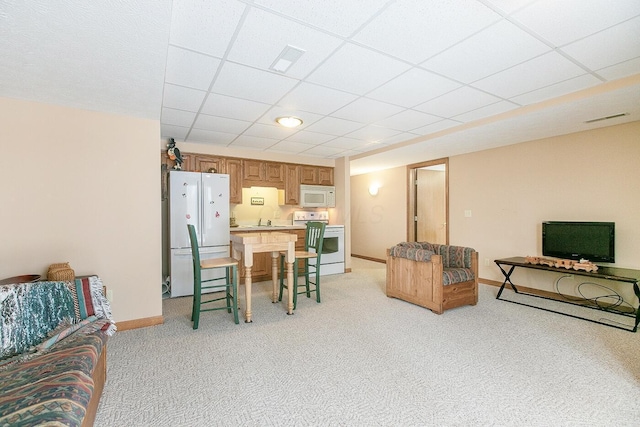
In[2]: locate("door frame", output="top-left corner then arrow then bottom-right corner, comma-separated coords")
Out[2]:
406,158 -> 449,243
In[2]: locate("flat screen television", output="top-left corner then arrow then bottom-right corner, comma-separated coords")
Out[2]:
542,221 -> 615,263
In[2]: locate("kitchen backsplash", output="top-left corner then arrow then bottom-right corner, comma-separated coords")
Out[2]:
231,187 -> 296,226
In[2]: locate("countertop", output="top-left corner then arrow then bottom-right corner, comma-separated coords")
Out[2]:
229,225 -> 306,232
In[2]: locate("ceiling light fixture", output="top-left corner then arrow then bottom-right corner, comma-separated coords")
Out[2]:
276,116 -> 303,128
269,45 -> 306,73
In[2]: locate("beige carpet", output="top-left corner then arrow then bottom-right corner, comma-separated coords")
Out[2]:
95,258 -> 640,426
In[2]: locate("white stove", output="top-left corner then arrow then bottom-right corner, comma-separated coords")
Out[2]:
293,210 -> 345,276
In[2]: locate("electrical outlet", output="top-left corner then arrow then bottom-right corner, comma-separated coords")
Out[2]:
106,289 -> 113,302
484,258 -> 491,266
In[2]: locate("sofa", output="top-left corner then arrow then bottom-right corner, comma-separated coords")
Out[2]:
386,242 -> 478,314
0,276 -> 115,426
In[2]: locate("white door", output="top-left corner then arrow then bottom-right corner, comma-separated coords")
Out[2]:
170,246 -> 230,298
170,171 -> 201,249
201,174 -> 230,247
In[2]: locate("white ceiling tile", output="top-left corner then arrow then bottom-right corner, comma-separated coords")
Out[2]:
227,8 -> 343,80
344,125 -> 399,142
509,74 -> 602,106
375,109 -> 442,131
254,0 -> 389,37
0,1 -> 171,120
243,123 -> 298,140
165,46 -> 220,90
596,57 -> 640,81
332,98 -> 404,123
353,0 -> 502,63
304,116 -> 365,136
322,137 -> 378,150
411,119 -> 463,136
212,62 -> 299,104
279,82 -> 358,115
257,106 -> 324,129
378,132 -> 421,146
162,84 -> 206,112
161,124 -> 190,140
303,144 -> 351,157
422,20 -> 551,83
193,114 -> 251,134
170,0 -> 245,56
285,131 -> 336,145
187,128 -> 236,145
414,86 -> 502,118
471,51 -> 587,98
230,135 -> 279,149
452,100 -> 520,123
482,0 -> 538,14
161,107 -> 196,128
305,43 -> 411,95
367,68 -> 462,108
200,93 -> 270,121
561,16 -> 640,71
268,140 -> 318,154
512,0 -> 640,46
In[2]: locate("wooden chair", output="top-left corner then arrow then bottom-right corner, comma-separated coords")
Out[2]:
278,221 -> 326,309
187,224 -> 239,328
386,242 -> 478,314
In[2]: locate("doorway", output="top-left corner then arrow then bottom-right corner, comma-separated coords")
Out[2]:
407,158 -> 448,244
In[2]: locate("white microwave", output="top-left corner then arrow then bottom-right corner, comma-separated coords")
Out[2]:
300,185 -> 336,208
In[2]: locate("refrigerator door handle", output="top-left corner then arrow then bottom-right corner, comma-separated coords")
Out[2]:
197,179 -> 204,247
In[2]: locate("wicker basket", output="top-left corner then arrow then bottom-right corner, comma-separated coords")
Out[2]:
47,262 -> 75,281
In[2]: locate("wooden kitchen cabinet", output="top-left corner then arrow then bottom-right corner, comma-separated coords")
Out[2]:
225,159 -> 243,204
194,155 -> 224,174
317,167 -> 334,186
283,164 -> 300,205
242,160 -> 285,189
300,165 -> 334,186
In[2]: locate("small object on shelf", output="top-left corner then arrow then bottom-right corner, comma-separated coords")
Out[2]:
555,258 -> 576,269
573,259 -> 599,272
47,262 -> 75,281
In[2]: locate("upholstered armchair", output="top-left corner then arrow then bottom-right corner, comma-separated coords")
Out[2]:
386,242 -> 478,314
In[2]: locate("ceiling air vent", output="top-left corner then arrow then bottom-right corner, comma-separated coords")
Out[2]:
584,112 -> 629,123
269,45 -> 305,73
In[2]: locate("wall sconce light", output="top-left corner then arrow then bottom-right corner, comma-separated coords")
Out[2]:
368,184 -> 379,196
275,116 -> 303,128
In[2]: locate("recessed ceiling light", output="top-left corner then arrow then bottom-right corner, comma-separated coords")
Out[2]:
269,45 -> 305,73
276,116 -> 303,128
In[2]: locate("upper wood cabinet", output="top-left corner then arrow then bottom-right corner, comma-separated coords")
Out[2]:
242,160 -> 285,189
300,165 -> 334,186
225,159 -> 243,204
283,164 -> 300,205
194,155 -> 224,174
317,167 -> 334,186
162,151 -> 333,204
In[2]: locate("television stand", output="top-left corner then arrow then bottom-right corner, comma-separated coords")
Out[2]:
494,257 -> 640,332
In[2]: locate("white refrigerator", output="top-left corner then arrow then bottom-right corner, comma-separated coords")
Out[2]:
169,171 -> 230,298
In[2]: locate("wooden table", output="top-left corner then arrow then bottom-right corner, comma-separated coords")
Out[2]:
230,231 -> 297,322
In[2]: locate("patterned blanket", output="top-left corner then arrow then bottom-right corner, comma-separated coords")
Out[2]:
0,276 -> 115,426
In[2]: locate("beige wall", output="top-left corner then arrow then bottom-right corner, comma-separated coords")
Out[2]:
351,120 -> 640,297
450,121 -> 640,292
350,166 -> 407,260
0,97 -> 162,323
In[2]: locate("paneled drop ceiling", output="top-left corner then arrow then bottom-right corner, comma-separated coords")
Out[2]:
1,0 -> 639,174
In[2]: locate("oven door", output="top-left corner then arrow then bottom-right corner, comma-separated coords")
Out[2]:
321,227 -> 344,264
